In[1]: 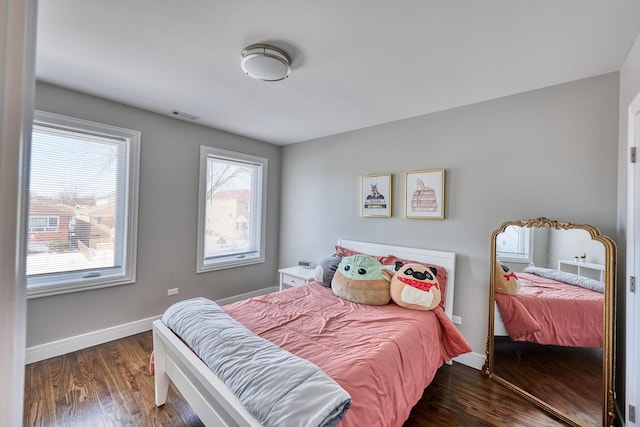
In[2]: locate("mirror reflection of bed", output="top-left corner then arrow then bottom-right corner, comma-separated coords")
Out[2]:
484,218 -> 615,427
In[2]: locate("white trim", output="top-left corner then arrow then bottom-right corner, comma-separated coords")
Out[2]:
25,315 -> 162,364
626,89 -> 640,426
25,287 -> 278,364
453,351 -> 485,370
0,0 -> 36,425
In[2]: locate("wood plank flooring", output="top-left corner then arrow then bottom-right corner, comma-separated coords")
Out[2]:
24,331 -> 567,427
493,337 -> 602,426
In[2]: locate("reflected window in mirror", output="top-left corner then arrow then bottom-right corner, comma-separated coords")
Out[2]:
496,225 -> 532,262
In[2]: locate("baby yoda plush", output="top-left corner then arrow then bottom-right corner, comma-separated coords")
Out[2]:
495,261 -> 520,295
331,254 -> 392,305
389,262 -> 441,311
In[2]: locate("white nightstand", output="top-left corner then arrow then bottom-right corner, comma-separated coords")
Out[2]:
557,259 -> 605,281
279,266 -> 316,291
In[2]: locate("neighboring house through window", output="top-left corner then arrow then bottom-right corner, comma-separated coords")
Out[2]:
27,111 -> 140,297
29,216 -> 59,233
197,146 -> 267,272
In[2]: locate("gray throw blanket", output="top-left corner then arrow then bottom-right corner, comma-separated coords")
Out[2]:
162,297 -> 351,427
523,266 -> 604,293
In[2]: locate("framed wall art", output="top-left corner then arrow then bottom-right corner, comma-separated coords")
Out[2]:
404,169 -> 445,219
360,173 -> 392,217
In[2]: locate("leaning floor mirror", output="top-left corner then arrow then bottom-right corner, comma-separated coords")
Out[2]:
482,217 -> 615,427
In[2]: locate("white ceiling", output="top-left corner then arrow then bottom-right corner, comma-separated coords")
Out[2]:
36,1 -> 640,145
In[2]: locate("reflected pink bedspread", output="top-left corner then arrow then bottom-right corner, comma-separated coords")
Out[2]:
495,272 -> 603,348
224,281 -> 471,427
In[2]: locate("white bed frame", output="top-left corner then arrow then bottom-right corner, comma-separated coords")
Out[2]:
336,239 -> 456,319
494,303 -> 509,336
153,239 -> 456,426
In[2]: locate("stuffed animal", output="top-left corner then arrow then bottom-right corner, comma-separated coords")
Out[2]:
495,261 -> 520,295
331,254 -> 392,305
389,261 -> 441,311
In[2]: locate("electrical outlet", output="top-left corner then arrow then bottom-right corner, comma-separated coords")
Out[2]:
167,288 -> 179,296
452,315 -> 462,325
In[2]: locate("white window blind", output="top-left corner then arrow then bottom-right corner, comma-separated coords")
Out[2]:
27,111 -> 140,297
197,146 -> 267,272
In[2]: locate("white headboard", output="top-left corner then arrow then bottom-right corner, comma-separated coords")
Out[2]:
337,239 -> 456,319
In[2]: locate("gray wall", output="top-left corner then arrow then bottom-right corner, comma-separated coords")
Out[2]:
30,72 -> 621,358
616,29 -> 640,420
280,73 -> 620,354
27,82 -> 281,347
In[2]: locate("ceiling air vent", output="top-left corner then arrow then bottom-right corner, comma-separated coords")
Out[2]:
171,110 -> 200,121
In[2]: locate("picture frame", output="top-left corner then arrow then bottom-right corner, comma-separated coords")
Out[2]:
404,169 -> 445,219
360,173 -> 392,217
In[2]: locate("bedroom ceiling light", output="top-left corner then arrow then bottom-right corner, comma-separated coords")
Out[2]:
240,43 -> 291,82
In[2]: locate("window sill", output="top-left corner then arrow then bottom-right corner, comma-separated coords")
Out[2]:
27,275 -> 135,299
197,254 -> 264,273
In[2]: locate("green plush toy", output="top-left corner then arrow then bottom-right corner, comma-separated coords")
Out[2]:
331,254 -> 392,305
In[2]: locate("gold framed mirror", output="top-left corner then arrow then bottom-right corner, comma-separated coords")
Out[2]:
482,217 -> 615,427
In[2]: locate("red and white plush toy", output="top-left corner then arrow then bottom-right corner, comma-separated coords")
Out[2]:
389,261 -> 441,311
495,261 -> 520,295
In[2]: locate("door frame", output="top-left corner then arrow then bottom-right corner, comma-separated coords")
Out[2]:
0,0 -> 37,425
627,90 -> 640,426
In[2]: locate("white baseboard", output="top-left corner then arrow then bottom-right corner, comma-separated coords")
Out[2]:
25,314 -> 162,364
454,351 -> 485,370
25,287 -> 280,365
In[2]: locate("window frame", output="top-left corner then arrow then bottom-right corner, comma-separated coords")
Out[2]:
496,226 -> 534,263
196,145 -> 267,273
28,215 -> 59,233
27,110 -> 140,298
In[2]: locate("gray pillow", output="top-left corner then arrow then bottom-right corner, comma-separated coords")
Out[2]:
313,253 -> 344,287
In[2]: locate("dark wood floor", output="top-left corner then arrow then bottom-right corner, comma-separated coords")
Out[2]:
493,337 -> 602,426
24,331 -> 567,427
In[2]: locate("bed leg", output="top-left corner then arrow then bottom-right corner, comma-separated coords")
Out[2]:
153,329 -> 170,407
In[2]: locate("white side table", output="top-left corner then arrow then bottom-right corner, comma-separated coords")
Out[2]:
557,259 -> 605,281
279,266 -> 316,291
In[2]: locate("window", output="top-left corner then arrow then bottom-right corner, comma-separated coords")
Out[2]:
197,146 -> 267,272
496,225 -> 533,262
29,216 -> 59,233
27,111 -> 140,297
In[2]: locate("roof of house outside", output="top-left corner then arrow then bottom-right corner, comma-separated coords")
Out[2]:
210,189 -> 250,201
29,201 -> 74,216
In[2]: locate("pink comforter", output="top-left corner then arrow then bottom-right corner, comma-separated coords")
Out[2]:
224,281 -> 471,427
494,272 -> 604,348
